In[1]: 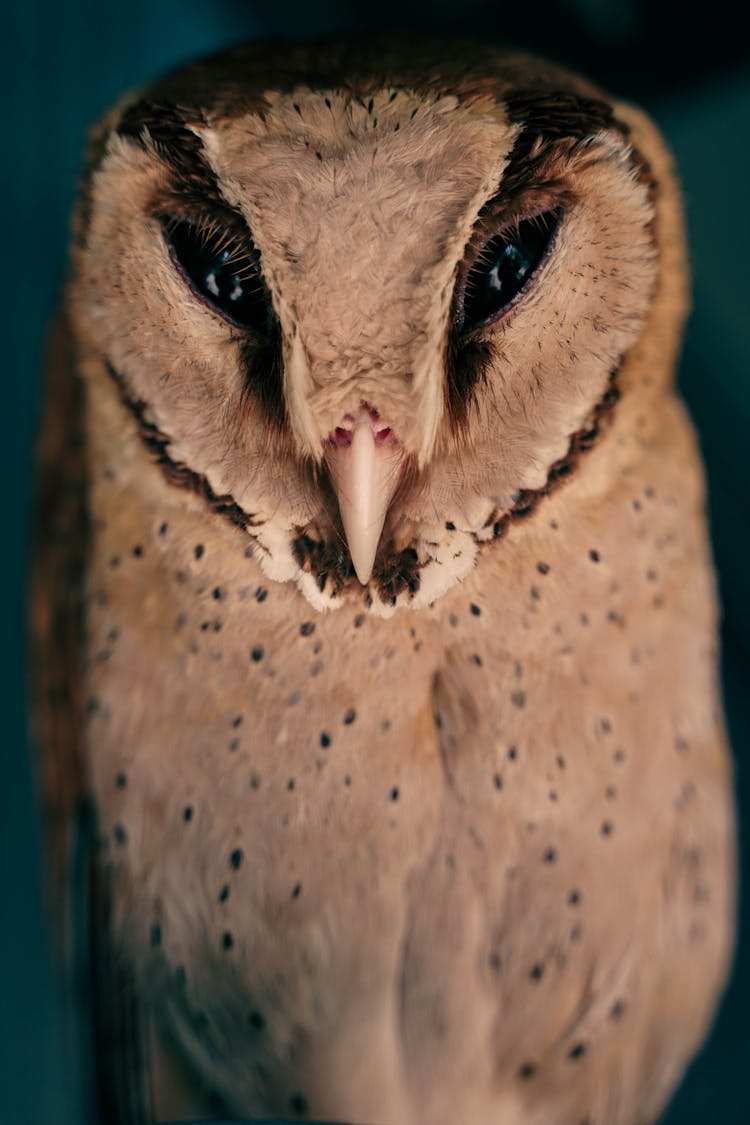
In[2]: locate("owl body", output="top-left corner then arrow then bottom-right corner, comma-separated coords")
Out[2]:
33,42 -> 735,1125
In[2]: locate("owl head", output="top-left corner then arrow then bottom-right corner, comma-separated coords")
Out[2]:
73,41 -> 684,615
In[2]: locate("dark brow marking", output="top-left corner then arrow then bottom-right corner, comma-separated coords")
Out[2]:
118,100 -> 230,209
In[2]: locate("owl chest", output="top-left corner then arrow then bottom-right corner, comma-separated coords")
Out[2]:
80,484 -> 733,1115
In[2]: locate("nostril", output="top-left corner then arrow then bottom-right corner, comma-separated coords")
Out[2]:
327,409 -> 398,450
330,426 -> 353,447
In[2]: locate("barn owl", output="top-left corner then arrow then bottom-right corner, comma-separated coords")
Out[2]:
31,38 -> 736,1125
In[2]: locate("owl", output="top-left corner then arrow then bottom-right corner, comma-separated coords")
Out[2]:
31,38 -> 736,1125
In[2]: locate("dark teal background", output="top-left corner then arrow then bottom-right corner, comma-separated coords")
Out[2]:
2,2 -> 748,1122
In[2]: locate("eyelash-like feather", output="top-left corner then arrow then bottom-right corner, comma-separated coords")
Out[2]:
160,211 -> 273,336
162,213 -> 257,277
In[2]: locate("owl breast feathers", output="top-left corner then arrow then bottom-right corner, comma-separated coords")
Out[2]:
32,39 -> 735,1125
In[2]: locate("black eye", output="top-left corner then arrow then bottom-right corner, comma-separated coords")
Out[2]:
460,210 -> 560,331
163,217 -> 271,333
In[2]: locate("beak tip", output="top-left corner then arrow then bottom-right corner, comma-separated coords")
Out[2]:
350,544 -> 377,586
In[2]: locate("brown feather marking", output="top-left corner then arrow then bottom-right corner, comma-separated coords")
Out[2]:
106,364 -> 262,533
290,532 -> 353,597
117,100 -> 224,204
375,545 -> 421,606
238,319 -> 287,433
489,369 -> 621,540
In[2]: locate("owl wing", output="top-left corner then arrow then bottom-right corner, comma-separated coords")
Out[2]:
29,309 -> 152,1124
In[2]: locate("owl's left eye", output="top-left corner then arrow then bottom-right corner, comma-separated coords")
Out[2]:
162,217 -> 271,333
459,210 -> 560,332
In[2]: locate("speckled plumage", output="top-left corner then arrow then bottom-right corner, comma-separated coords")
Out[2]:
32,40 -> 735,1125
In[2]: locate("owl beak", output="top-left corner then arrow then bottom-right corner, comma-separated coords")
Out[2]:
325,408 -> 404,585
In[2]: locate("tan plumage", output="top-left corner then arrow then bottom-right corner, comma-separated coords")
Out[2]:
31,39 -> 735,1125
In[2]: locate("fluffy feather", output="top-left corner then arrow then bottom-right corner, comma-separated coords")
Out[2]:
32,39 -> 735,1125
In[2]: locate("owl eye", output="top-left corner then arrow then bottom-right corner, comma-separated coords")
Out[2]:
163,217 -> 271,333
460,210 -> 560,331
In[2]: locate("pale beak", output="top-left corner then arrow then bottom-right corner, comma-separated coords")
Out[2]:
325,409 -> 404,585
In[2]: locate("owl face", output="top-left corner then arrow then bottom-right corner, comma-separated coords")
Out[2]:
76,44 -> 657,614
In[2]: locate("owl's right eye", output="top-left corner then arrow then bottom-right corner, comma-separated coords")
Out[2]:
162,217 -> 271,333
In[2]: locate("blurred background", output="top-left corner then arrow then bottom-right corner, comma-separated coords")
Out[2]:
1,1 -> 748,1122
